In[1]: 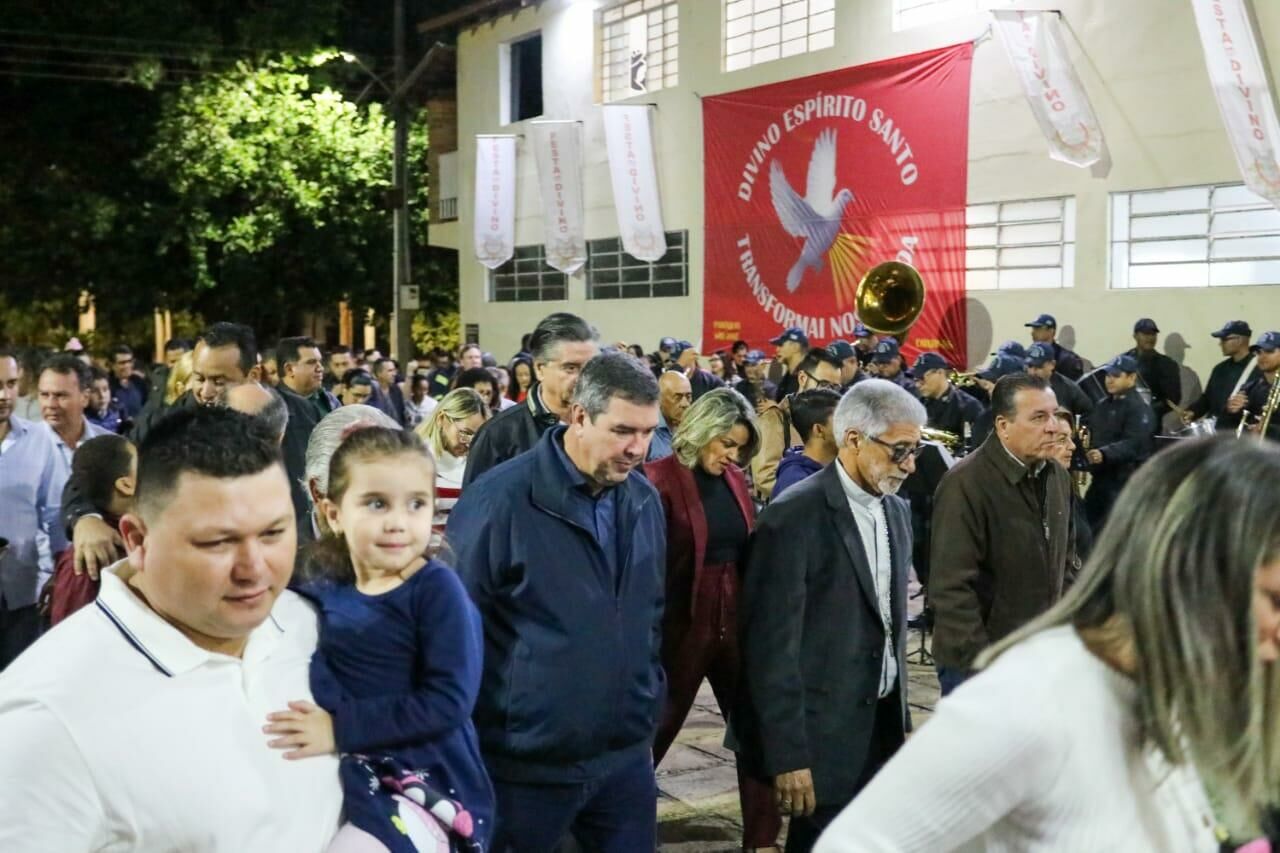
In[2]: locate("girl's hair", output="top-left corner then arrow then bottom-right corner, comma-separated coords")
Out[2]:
979,436 -> 1280,828
301,426 -> 436,585
671,387 -> 760,469
165,350 -> 194,405
415,387 -> 491,459
508,356 -> 534,399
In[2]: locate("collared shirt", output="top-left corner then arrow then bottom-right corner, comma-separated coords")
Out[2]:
551,431 -> 620,584
646,412 -> 674,461
0,416 -> 69,609
44,417 -> 110,468
834,459 -> 897,697
0,567 -> 343,852
998,438 -> 1053,543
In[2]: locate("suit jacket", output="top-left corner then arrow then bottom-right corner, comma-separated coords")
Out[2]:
734,463 -> 911,808
277,383 -> 339,544
644,455 -> 754,623
929,434 -> 1072,671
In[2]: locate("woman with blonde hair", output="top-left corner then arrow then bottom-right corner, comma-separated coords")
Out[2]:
163,349 -> 194,405
644,388 -> 781,851
415,387 -> 491,543
816,436 -> 1280,852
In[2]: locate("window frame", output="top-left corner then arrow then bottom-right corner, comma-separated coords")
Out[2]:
586,230 -> 689,300
723,0 -> 835,73
599,0 -> 680,103
488,243 -> 569,303
965,196 -> 1077,291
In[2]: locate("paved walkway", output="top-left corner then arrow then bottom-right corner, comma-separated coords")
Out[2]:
657,629 -> 939,851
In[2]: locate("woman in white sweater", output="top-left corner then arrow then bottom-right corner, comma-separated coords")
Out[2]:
816,435 -> 1280,852
414,387 -> 491,545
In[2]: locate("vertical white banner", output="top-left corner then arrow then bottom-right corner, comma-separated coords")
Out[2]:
474,135 -> 516,270
603,104 -> 667,262
993,11 -> 1111,177
531,121 -> 587,275
1189,0 -> 1280,209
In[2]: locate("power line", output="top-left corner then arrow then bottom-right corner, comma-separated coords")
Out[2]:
0,39 -> 243,66
0,68 -> 183,86
0,54 -> 213,78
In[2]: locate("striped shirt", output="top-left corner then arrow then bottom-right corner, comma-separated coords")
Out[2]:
433,450 -> 466,548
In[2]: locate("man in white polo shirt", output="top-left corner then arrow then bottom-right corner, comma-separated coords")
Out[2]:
0,406 -> 342,851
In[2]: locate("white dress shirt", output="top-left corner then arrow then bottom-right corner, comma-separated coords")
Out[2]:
834,459 -> 897,697
0,566 -> 342,852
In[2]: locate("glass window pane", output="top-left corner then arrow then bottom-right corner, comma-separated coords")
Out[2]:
966,203 -> 998,226
998,267 -> 1063,289
965,248 -> 996,268
1000,245 -> 1062,267
1063,198 -> 1076,242
782,1 -> 808,22
781,18 -> 808,40
1129,238 -> 1208,264
1110,242 -> 1130,289
753,0 -> 780,11
1130,186 -> 1209,214
811,9 -> 834,31
752,43 -> 780,63
1129,212 -> 1209,240
808,28 -> 834,50
1000,221 -> 1062,244
727,0 -> 752,19
1111,193 -> 1130,241
966,268 -> 997,290
966,226 -> 997,247
781,37 -> 807,57
1000,198 -> 1062,222
1212,183 -> 1268,209
1211,208 -> 1280,235
1127,262 -> 1208,289
1211,235 -> 1280,260
1209,259 -> 1280,286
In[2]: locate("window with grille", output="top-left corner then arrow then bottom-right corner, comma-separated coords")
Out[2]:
724,0 -> 835,73
587,231 -> 688,299
1109,183 -> 1280,289
892,0 -> 981,31
601,0 -> 678,102
966,197 -> 1076,290
489,245 -> 568,302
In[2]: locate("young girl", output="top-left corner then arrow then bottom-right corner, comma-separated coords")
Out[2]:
264,426 -> 494,852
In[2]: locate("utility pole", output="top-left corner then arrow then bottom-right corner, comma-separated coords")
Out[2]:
391,0 -> 414,362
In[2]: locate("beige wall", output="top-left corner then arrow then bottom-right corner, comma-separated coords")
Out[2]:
435,0 -> 1280,381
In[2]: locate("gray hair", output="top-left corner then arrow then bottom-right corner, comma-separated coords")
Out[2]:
258,389 -> 289,443
304,404 -> 401,506
672,387 -> 759,468
571,351 -> 658,420
981,436 -> 1280,828
529,312 -> 599,364
832,378 -> 927,443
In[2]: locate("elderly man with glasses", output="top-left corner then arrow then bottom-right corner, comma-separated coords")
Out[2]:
732,379 -> 925,853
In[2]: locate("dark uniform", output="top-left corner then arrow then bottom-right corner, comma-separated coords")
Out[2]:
1083,390 -> 1154,529
1126,348 -> 1181,423
923,387 -> 984,443
774,370 -> 799,403
1186,356 -> 1253,429
688,367 -> 725,401
882,370 -> 919,398
1237,373 -> 1280,442
1050,342 -> 1085,381
1049,372 -> 1093,417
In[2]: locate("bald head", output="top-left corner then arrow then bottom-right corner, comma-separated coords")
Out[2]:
658,370 -> 693,427
226,382 -> 287,445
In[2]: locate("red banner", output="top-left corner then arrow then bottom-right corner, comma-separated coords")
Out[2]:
702,43 -> 973,364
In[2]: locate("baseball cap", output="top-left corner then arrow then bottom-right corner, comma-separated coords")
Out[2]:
994,340 -> 1027,360
1103,354 -> 1140,376
770,327 -> 810,347
912,352 -> 950,374
1133,318 -> 1159,334
1025,342 -> 1055,367
743,349 -> 767,365
853,321 -> 873,339
977,354 -> 1025,382
827,340 -> 856,361
871,340 -> 900,364
1256,331 -> 1280,351
671,340 -> 696,358
1211,320 -> 1252,339
659,336 -> 678,352
1024,313 -> 1057,329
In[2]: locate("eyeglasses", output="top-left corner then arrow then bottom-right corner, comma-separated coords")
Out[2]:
864,434 -> 926,465
450,418 -> 477,440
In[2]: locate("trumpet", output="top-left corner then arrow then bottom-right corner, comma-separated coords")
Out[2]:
1260,378 -> 1279,438
949,370 -> 980,387
921,427 -> 962,451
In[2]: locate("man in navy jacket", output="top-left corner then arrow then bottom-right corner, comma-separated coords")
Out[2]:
447,351 -> 666,853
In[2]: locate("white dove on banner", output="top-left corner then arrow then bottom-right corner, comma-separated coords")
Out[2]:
770,128 -> 856,293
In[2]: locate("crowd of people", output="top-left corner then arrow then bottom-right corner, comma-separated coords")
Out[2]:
0,307 -> 1277,852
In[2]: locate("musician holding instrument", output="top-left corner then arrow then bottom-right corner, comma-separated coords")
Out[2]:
912,352 -> 983,447
1226,330 -> 1280,443
1082,355 -> 1155,530
1182,320 -> 1255,431
1124,318 -> 1182,426
1023,343 -> 1093,417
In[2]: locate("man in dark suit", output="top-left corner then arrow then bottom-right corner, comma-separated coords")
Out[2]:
736,378 -> 925,852
275,336 -> 339,542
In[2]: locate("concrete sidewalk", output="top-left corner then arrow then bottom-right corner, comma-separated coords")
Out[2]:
657,629 -> 940,851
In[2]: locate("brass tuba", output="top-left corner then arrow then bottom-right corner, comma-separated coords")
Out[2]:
855,261 -> 926,337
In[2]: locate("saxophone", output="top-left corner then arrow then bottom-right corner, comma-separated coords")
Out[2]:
1258,376 -> 1280,440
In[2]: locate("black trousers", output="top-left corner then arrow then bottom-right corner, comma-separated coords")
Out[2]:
784,692 -> 904,853
0,605 -> 41,671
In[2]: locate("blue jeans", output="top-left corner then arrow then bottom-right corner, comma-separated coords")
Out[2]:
489,750 -> 657,853
936,665 -> 970,697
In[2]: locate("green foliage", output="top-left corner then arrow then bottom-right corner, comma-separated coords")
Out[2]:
411,309 -> 461,354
